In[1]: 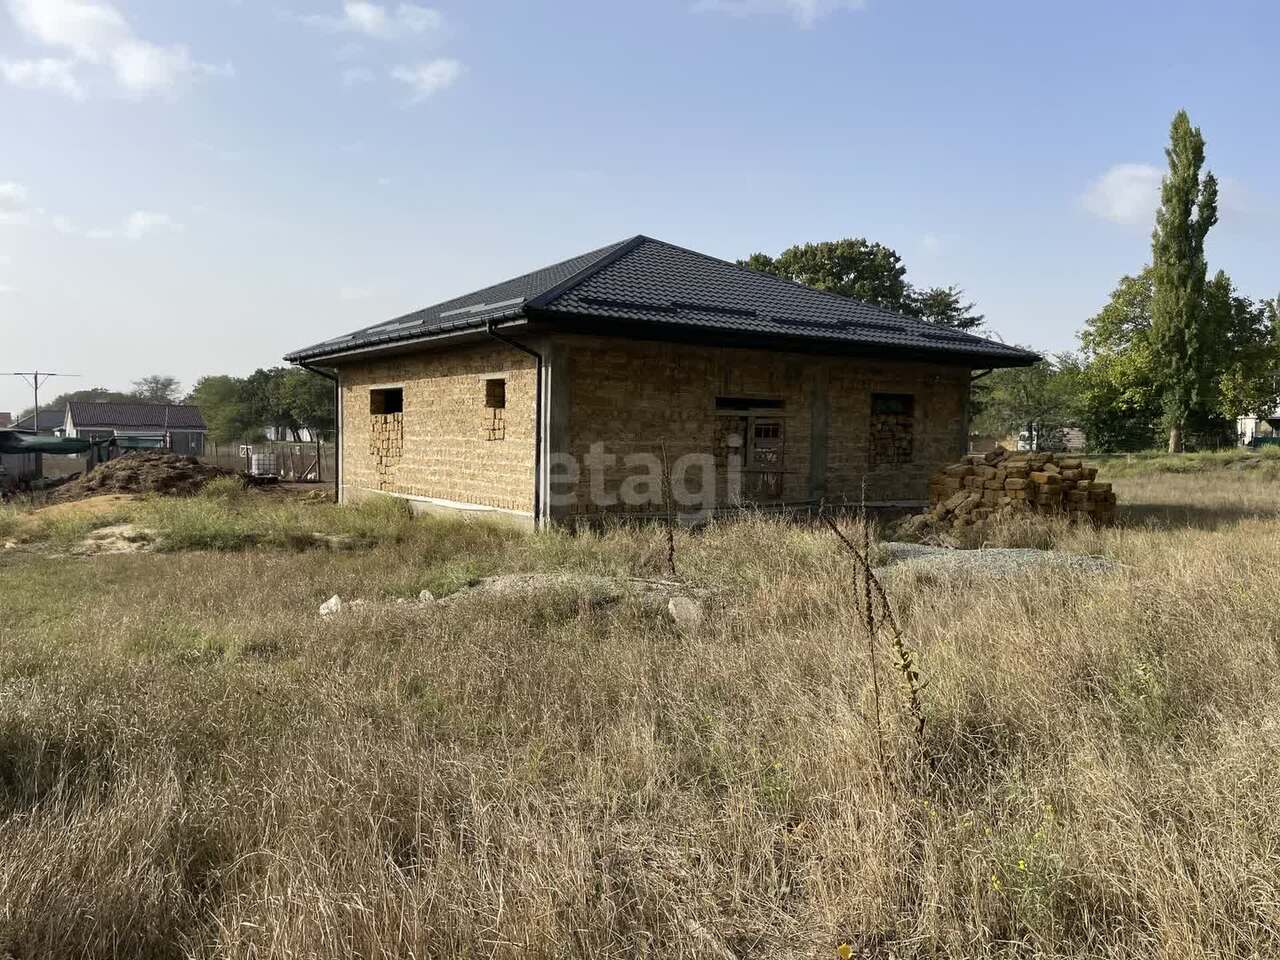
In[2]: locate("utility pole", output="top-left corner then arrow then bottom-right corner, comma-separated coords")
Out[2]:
4,371 -> 80,432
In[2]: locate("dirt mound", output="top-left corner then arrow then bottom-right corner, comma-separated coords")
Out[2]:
51,452 -> 232,502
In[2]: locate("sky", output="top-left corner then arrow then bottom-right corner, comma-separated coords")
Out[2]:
1,0 -> 1277,415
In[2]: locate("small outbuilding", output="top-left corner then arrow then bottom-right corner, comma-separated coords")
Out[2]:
285,235 -> 1037,526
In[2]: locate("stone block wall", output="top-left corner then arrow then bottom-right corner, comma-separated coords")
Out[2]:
337,341 -> 536,513
825,363 -> 967,502
369,412 -> 404,490
556,334 -> 969,516
333,332 -> 971,521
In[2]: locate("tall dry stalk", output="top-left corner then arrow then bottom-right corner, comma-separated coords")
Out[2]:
823,512 -> 928,767
660,439 -> 677,580
859,484 -> 887,783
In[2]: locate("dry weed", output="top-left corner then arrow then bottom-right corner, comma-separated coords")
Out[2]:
0,469 -> 1277,957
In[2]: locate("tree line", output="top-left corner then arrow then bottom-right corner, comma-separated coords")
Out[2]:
25,369 -> 336,445
187,368 -> 334,445
743,110 -> 1279,453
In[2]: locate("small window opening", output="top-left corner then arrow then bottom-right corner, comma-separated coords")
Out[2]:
869,392 -> 915,465
485,378 -> 506,409
370,387 -> 403,415
485,378 -> 506,441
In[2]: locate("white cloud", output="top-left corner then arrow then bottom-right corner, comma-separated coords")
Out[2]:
8,0 -> 127,59
3,0 -> 229,98
390,58 -> 461,101
121,210 -> 180,239
1081,163 -> 1163,226
340,284 -> 375,301
393,3 -> 442,33
304,2 -> 443,39
0,182 -> 30,224
342,1 -> 388,35
0,283 -> 16,294
341,65 -> 374,87
921,232 -> 941,253
693,0 -> 866,27
54,209 -> 182,240
0,56 -> 82,97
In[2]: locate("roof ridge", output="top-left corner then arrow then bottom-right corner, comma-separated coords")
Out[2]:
329,235 -> 642,343
525,235 -> 646,309
628,235 -> 1003,349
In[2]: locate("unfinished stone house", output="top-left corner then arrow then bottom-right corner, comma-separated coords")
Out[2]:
285,235 -> 1037,526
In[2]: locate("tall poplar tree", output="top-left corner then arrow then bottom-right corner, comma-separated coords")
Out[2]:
1150,110 -> 1219,452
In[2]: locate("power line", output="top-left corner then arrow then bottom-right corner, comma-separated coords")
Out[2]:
3,371 -> 81,431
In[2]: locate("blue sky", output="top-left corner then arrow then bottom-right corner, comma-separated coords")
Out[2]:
1,0 -> 1277,414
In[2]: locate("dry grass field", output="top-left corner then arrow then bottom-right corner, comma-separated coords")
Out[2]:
1,455 -> 1279,959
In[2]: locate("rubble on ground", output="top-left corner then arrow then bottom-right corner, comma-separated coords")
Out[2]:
51,452 -> 233,502
319,574 -> 707,630
896,447 -> 1118,540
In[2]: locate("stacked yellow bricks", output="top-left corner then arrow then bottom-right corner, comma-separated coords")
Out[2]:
926,447 -> 1117,528
369,412 -> 404,489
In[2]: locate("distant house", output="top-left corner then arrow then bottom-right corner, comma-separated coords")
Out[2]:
11,409 -> 66,434
263,425 -> 318,443
1239,407 -> 1280,446
63,401 -> 208,456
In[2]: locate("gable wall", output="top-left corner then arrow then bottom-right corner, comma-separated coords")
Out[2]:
337,341 -> 537,514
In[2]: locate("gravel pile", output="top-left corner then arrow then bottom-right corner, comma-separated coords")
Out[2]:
874,541 -> 1117,579
51,451 -> 233,502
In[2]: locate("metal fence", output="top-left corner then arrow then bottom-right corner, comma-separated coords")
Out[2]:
202,441 -> 336,481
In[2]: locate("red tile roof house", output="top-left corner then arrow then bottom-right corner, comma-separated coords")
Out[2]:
285,235 -> 1037,527
62,401 -> 209,456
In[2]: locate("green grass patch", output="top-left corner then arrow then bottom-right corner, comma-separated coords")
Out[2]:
1093,446 -> 1280,477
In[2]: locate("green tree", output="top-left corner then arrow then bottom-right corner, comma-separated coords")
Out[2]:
279,368 -> 336,441
974,354 -> 1081,450
1210,276 -> 1280,425
1150,110 -> 1219,452
131,375 -> 182,404
741,239 -> 991,334
242,368 -> 302,440
739,239 -> 913,313
908,285 -> 985,331
1076,269 -> 1164,450
186,375 -> 256,445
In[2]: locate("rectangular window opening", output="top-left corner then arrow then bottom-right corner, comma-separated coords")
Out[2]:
715,396 -> 784,411
370,387 -> 403,415
869,392 -> 915,466
485,378 -> 506,441
485,378 -> 506,409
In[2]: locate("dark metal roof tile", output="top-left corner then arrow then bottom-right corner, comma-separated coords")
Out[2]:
285,234 -> 1038,366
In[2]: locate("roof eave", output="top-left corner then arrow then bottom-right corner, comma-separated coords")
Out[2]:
284,309 -> 531,365
525,309 -> 1041,368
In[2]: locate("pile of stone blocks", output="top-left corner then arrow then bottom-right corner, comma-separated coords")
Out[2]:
920,447 -> 1117,531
